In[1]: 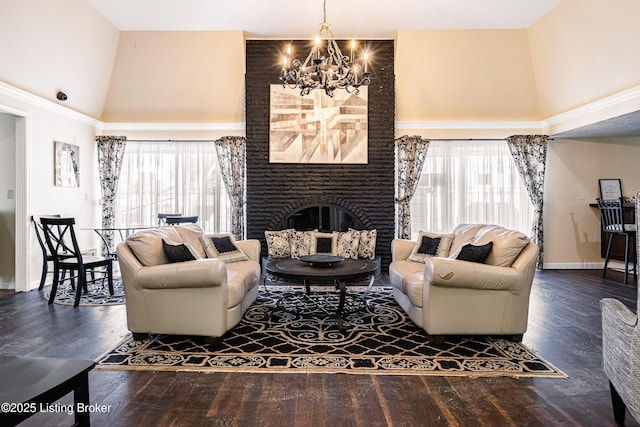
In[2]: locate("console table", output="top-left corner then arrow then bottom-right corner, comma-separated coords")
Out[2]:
0,355 -> 96,426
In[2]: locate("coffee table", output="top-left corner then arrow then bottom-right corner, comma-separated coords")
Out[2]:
264,256 -> 378,330
0,355 -> 96,426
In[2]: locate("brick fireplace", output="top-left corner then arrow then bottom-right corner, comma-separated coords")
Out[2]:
245,40 -> 396,269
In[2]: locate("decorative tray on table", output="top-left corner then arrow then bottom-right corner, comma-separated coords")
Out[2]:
297,255 -> 344,267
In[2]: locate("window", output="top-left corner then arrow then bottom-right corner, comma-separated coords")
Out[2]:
115,141 -> 231,232
410,140 -> 533,238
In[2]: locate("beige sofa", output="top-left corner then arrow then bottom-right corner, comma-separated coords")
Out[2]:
116,225 -> 261,344
389,224 -> 538,342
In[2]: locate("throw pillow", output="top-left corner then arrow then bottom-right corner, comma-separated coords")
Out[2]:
174,224 -> 207,259
337,229 -> 360,259
408,231 -> 455,263
310,231 -> 338,255
200,233 -> 249,263
126,227 -> 183,266
456,241 -> 493,264
351,228 -> 377,260
162,239 -> 199,263
265,229 -> 294,259
290,231 -> 313,258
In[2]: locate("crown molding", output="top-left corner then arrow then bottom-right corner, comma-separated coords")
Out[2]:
542,85 -> 640,129
395,120 -> 543,130
0,81 -> 100,127
98,121 -> 244,132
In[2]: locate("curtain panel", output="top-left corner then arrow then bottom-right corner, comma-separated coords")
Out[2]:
96,135 -> 127,255
395,135 -> 430,239
214,136 -> 246,240
506,135 -> 548,269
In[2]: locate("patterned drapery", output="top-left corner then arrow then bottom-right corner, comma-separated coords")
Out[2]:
507,135 -> 548,269
215,136 -> 246,239
96,135 -> 127,255
395,135 -> 430,239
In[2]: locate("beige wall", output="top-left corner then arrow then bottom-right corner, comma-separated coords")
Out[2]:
101,31 -> 246,123
0,0 -> 120,118
528,0 -> 640,118
395,30 -> 541,122
544,137 -> 640,267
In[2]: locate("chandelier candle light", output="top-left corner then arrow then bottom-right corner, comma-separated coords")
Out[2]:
280,0 -> 371,97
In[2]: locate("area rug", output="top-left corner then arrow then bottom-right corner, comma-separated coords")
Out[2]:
43,278 -> 125,306
96,285 -> 566,378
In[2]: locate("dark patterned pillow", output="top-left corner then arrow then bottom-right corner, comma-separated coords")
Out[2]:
290,231 -> 313,258
408,231 -> 455,263
337,229 -> 360,259
162,239 -> 198,263
351,228 -> 377,260
200,233 -> 248,263
456,241 -> 493,264
265,229 -> 294,259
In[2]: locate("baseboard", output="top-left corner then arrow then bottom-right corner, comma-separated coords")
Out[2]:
542,262 -> 604,270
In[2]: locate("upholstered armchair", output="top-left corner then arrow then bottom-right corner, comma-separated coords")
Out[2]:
600,192 -> 640,424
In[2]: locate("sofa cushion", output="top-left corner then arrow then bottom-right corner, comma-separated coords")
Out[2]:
200,233 -> 249,263
407,231 -> 454,263
225,260 -> 261,308
265,229 -> 294,258
448,224 -> 485,257
472,225 -> 530,267
456,241 -> 493,264
310,232 -> 338,255
290,231 -> 313,258
174,224 -> 207,259
161,239 -> 199,263
351,228 -> 377,260
337,229 -> 360,259
126,227 -> 183,266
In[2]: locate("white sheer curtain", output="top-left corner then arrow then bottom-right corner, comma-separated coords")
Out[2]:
114,140 -> 231,233
410,140 -> 533,238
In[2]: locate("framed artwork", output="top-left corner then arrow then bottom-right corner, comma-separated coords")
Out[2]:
54,141 -> 80,187
599,178 -> 622,200
269,84 -> 368,164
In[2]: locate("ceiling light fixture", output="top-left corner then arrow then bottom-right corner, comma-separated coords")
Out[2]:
279,0 -> 371,97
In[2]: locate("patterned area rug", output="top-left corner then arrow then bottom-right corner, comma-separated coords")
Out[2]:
43,278 -> 125,306
96,285 -> 566,377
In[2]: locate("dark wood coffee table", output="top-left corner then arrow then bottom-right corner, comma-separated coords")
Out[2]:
264,256 -> 378,330
0,355 -> 96,426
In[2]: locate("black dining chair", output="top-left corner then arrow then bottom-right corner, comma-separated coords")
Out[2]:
157,213 -> 182,226
39,217 -> 114,307
597,198 -> 637,284
165,215 -> 199,225
32,215 -> 75,290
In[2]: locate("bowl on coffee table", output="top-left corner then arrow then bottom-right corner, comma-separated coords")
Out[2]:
297,255 -> 343,268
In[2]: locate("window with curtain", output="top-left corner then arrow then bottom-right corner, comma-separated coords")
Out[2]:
410,140 -> 533,238
114,140 -> 231,232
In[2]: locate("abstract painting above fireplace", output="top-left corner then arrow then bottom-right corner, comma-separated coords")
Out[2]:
269,85 -> 368,164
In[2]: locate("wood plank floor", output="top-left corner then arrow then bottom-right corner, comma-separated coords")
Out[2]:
0,269 -> 638,426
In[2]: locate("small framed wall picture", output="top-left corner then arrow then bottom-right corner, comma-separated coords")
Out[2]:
599,178 -> 622,200
54,141 -> 80,187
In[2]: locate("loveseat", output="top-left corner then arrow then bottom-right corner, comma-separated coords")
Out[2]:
262,228 -> 381,276
389,224 -> 538,342
116,224 -> 261,344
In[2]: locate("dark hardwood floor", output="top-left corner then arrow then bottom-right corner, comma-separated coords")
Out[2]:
1,269 -> 638,426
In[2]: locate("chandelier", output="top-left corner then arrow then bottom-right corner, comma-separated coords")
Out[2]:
279,0 -> 371,97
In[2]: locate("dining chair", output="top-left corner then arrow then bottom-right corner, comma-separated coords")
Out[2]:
157,213 -> 182,226
39,217 -> 114,307
165,215 -> 199,225
597,197 -> 637,284
32,215 -> 74,290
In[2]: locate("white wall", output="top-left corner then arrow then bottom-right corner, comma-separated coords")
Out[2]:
0,85 -> 101,290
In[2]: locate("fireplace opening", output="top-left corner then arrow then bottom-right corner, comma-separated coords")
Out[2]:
283,205 -> 363,232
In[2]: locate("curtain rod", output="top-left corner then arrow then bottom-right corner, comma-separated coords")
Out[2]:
424,137 -> 555,141
124,139 -> 218,143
